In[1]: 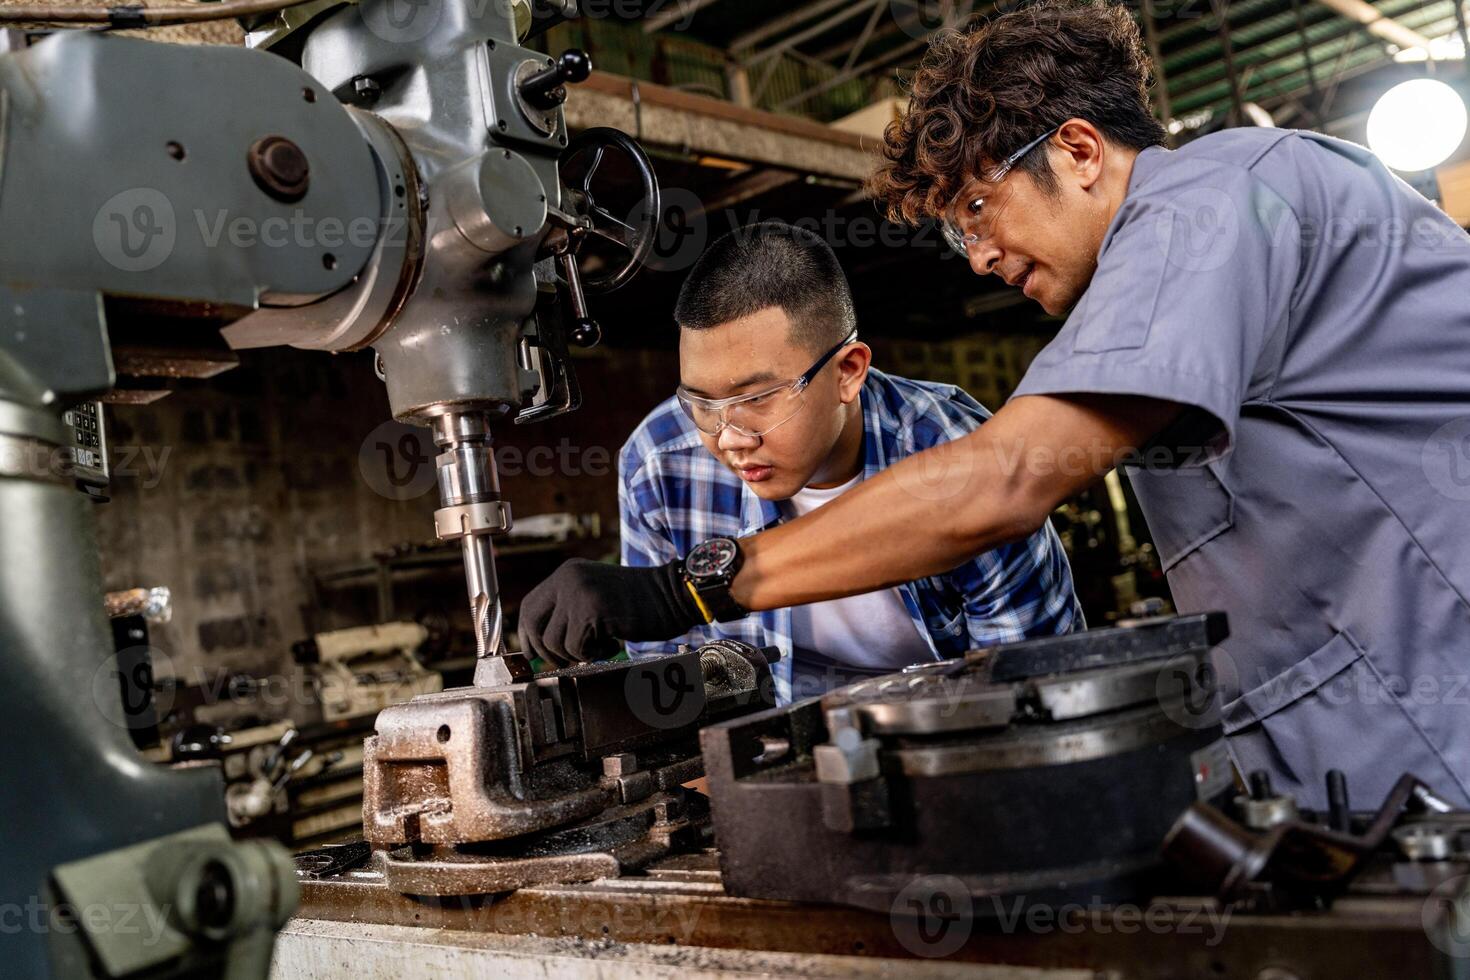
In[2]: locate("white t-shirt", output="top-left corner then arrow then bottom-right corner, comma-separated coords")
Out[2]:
778,471 -> 936,686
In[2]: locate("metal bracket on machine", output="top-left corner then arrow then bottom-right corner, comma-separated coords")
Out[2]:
1163,771 -> 1461,909
48,826 -> 297,979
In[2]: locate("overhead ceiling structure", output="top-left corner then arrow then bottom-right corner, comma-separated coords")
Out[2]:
14,0 -> 1456,346
629,0 -> 1470,137
561,0 -> 1470,344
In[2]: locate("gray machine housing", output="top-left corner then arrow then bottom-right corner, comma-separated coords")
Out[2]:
0,2 -> 656,976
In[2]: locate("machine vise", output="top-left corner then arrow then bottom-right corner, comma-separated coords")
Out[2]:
364,641 -> 778,895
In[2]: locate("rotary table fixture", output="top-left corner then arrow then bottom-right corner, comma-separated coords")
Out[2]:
703,613 -> 1236,912
293,615 -> 1470,979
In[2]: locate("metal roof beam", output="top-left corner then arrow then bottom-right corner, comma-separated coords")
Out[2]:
842,0 -> 888,71
744,0 -> 886,67
1176,14 -> 1453,118
812,17 -> 909,63
729,0 -> 853,52
1166,0 -> 1451,112
811,0 -> 998,63
776,35 -> 929,110
1309,0 -> 1431,53
1158,0 -> 1281,45
565,72 -> 878,181
642,0 -> 725,34
1162,3 -> 1334,77
1139,1 -> 1176,135
1257,11 -> 1464,111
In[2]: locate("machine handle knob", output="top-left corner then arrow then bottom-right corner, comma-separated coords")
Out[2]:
520,49 -> 592,110
570,317 -> 602,349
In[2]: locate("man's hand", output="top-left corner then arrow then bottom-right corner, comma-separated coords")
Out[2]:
516,558 -> 705,667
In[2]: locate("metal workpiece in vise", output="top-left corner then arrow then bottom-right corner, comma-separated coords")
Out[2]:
361,640 -> 779,896
0,1 -> 660,976
700,613 -> 1237,914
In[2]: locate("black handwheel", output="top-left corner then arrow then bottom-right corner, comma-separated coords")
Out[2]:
558,127 -> 661,294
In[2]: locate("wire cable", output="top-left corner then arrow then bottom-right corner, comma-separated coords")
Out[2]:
0,0 -> 309,29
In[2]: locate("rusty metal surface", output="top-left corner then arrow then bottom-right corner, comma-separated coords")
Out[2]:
99,388 -> 174,405
103,586 -> 170,620
271,918 -> 1086,980
363,687 -> 612,846
359,644 -> 777,896
291,849 -> 1462,979
376,792 -> 710,895
363,648 -> 769,849
112,344 -> 241,380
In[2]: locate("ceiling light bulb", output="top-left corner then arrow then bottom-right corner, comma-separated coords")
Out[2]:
1366,78 -> 1468,172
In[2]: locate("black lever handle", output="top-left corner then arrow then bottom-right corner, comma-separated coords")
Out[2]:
520,49 -> 593,111
555,250 -> 602,349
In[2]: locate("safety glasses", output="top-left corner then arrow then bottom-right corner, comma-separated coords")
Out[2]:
676,329 -> 859,438
941,125 -> 1062,257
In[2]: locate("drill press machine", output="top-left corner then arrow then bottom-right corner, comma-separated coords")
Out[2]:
0,1 -> 662,975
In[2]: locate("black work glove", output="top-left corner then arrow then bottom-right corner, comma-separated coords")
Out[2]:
516,558 -> 704,668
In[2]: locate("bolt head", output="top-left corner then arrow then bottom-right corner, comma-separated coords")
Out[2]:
353,76 -> 382,103
653,796 -> 684,823
247,136 -> 310,203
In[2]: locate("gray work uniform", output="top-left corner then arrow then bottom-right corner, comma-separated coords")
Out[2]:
1013,128 -> 1470,809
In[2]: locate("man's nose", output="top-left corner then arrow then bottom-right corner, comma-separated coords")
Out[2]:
968,240 -> 1002,277
717,423 -> 759,452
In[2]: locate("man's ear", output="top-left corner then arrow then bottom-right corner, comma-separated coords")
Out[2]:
836,342 -> 871,405
1054,118 -> 1105,192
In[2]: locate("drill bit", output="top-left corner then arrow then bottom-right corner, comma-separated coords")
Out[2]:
430,410 -> 518,687
471,590 -> 501,659
459,521 -> 503,659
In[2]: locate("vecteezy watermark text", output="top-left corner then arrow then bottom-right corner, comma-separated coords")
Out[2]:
0,440 -> 171,490
360,419 -> 613,501
194,210 -> 389,251
93,196 -> 413,273
890,876 -> 1234,958
0,898 -> 172,945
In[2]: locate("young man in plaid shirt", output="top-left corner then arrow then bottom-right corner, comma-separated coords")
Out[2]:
523,221 -> 1081,702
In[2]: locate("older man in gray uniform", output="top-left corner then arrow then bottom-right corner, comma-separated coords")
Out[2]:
519,1 -> 1470,809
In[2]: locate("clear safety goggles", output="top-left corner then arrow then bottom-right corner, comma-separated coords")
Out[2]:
675,329 -> 858,438
941,125 -> 1061,257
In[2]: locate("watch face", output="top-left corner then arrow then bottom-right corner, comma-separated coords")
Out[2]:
688,538 -> 738,578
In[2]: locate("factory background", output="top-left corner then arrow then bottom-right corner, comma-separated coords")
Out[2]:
42,0 -> 1470,845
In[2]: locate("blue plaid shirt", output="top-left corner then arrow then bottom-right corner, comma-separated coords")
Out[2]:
618,368 -> 1084,703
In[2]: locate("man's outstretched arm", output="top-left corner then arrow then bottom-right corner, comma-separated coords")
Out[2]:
733,393 -> 1181,610
518,393 -> 1181,664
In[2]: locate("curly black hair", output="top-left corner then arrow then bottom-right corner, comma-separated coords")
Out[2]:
869,0 -> 1166,224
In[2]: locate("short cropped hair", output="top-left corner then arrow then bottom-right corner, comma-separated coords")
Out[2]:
674,220 -> 857,351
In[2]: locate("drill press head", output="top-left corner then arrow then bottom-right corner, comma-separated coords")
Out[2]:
229,0 -> 662,678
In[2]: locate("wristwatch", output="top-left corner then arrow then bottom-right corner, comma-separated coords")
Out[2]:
682,537 -> 748,623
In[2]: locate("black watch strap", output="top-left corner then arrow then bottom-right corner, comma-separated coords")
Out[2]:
690,578 -> 747,623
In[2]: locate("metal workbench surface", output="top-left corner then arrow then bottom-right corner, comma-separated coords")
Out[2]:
283,850 -> 1466,979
